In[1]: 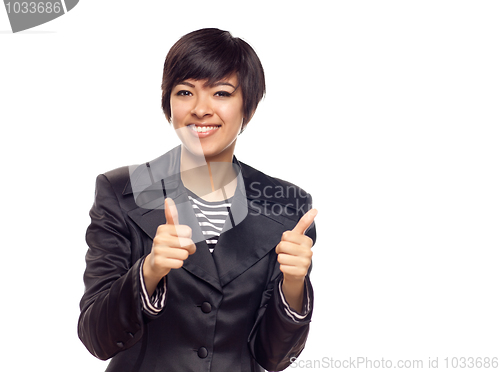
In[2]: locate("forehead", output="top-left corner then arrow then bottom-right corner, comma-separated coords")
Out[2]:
176,73 -> 239,88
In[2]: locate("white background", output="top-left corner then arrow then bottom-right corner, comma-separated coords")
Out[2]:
1,1 -> 499,371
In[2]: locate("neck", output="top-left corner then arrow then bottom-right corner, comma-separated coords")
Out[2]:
179,146 -> 238,201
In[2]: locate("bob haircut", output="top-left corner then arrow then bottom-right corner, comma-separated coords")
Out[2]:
161,28 -> 266,130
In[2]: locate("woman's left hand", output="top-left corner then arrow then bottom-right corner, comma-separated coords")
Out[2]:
276,209 -> 317,311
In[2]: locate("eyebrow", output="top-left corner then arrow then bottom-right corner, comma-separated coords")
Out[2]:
210,82 -> 236,89
177,81 -> 195,88
177,81 -> 237,90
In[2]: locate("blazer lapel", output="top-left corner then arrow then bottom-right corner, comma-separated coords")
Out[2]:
211,202 -> 285,287
211,159 -> 298,287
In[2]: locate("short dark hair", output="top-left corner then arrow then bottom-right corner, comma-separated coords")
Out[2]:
161,28 -> 266,130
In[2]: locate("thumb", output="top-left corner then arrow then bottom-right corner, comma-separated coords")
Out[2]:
291,209 -> 318,235
165,198 -> 179,225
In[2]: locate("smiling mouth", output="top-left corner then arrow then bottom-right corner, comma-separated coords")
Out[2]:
188,124 -> 221,133
186,124 -> 222,138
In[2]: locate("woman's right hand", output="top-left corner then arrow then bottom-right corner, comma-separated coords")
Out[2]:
143,198 -> 196,296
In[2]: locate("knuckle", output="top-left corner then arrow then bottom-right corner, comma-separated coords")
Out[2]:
178,225 -> 192,238
154,235 -> 167,247
153,236 -> 164,246
180,250 -> 189,260
277,241 -> 288,251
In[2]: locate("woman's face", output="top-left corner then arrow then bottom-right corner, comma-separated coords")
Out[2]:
170,73 -> 244,163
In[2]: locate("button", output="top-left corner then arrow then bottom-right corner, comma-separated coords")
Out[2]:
201,302 -> 212,313
117,342 -> 124,348
197,347 -> 208,358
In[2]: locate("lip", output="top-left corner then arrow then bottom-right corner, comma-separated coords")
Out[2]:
187,124 -> 221,138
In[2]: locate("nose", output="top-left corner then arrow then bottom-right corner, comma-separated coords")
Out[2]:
191,94 -> 213,118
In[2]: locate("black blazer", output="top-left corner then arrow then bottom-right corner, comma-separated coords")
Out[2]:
78,146 -> 316,372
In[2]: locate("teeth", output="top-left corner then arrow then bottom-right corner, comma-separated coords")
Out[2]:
190,125 -> 219,133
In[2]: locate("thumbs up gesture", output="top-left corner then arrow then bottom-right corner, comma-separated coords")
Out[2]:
143,198 -> 197,296
276,208 -> 317,311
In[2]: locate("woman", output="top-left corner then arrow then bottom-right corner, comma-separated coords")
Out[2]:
79,28 -> 317,372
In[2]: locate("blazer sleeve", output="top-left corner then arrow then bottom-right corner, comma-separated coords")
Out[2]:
78,174 -> 157,360
248,194 -> 316,371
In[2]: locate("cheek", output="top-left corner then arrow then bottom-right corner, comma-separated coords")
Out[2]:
170,101 -> 189,127
219,104 -> 244,127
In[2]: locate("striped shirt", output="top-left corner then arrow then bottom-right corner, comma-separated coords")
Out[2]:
140,261 -> 167,317
187,189 -> 232,253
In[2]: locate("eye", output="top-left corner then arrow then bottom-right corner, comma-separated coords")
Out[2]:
176,90 -> 192,96
214,91 -> 232,97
